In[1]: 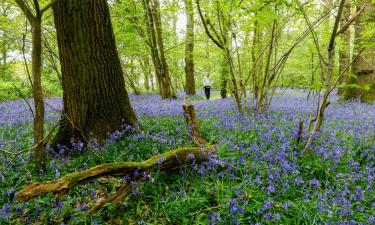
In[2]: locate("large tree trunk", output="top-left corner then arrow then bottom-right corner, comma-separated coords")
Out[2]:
184,0 -> 196,95
345,0 -> 375,102
52,0 -> 137,146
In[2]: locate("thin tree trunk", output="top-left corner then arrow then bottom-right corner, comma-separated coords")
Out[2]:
15,0 -> 46,173
52,0 -> 138,146
220,52 -> 228,98
143,56 -> 150,91
142,0 -> 172,99
184,0 -> 196,95
32,16 -> 45,172
152,0 -> 172,98
304,0 -> 345,152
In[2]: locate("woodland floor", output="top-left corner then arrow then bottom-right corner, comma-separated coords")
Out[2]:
0,89 -> 374,224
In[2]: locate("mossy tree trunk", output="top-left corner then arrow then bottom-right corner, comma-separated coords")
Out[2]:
52,0 -> 137,146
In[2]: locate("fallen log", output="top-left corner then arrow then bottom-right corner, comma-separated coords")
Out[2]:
17,145 -> 216,202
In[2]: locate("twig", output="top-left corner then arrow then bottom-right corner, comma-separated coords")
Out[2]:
0,123 -> 59,158
11,83 -> 35,119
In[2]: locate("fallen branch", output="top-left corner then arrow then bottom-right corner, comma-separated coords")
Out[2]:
88,184 -> 131,216
17,145 -> 216,202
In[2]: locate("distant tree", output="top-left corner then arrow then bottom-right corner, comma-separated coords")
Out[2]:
0,2 -> 21,80
184,0 -> 196,95
52,0 -> 138,146
142,0 -> 173,99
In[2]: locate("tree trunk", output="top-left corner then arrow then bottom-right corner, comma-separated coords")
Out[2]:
184,0 -> 196,95
142,0 -> 172,99
337,2 -> 351,95
142,56 -> 150,91
32,16 -> 45,173
183,98 -> 206,145
0,43 -> 7,79
52,0 -> 138,146
220,52 -> 228,98
152,0 -> 172,99
345,0 -> 375,102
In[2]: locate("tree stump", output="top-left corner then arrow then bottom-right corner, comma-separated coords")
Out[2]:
183,97 -> 206,145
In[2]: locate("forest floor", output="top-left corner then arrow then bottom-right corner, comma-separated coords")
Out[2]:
0,90 -> 374,224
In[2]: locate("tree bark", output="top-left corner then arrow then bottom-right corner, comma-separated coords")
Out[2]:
184,0 -> 196,95
32,16 -> 46,172
52,0 -> 138,146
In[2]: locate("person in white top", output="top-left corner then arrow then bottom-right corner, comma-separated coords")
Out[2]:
203,75 -> 212,100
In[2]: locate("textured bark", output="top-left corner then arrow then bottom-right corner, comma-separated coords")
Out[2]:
184,0 -> 196,95
52,0 -> 137,146
31,16 -> 45,172
345,0 -> 375,102
17,145 -> 216,202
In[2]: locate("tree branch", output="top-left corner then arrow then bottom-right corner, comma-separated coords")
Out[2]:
196,0 -> 224,49
336,1 -> 367,36
41,0 -> 59,15
14,0 -> 36,23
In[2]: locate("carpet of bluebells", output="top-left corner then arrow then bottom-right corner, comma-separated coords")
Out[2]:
0,90 -> 374,224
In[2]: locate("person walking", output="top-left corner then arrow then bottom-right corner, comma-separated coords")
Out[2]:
203,75 -> 212,100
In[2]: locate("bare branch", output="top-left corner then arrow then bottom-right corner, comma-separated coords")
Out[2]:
196,0 -> 224,49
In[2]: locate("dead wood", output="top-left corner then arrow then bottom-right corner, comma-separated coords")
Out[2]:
183,97 -> 206,145
88,184 -> 131,216
17,145 -> 216,202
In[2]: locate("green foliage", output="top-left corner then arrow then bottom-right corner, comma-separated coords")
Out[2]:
0,81 -> 31,101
